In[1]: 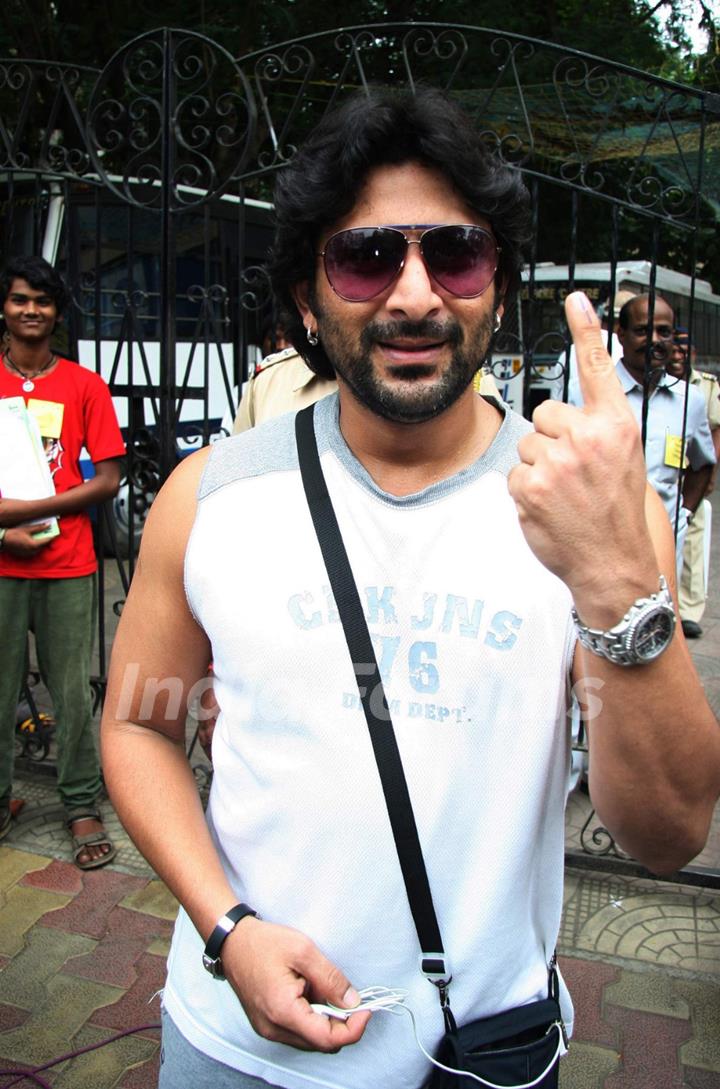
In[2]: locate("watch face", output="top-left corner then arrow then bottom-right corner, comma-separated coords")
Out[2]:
632,607 -> 675,661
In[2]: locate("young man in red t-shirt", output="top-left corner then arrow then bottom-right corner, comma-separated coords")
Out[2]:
0,256 -> 125,867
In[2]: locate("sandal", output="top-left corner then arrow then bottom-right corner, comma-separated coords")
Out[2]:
66,808 -> 117,870
0,805 -> 11,841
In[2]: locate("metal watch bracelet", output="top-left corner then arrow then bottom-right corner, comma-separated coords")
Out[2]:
572,575 -> 675,667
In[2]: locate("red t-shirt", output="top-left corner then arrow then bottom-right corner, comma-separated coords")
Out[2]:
0,357 -> 125,578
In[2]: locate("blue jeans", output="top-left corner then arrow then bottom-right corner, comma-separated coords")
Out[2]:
158,1008 -> 280,1088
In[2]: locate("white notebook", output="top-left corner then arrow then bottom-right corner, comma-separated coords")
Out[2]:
0,397 -> 59,539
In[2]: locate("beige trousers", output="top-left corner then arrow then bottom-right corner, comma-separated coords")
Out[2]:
679,502 -> 707,622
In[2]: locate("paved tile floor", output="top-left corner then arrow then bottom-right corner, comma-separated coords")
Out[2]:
1,494 -> 719,1088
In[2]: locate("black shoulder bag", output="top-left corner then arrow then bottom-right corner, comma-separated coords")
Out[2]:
295,404 -> 566,1088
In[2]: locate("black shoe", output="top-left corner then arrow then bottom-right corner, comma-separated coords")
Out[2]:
682,619 -> 703,639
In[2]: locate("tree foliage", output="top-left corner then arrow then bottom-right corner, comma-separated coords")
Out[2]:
0,0 -> 712,76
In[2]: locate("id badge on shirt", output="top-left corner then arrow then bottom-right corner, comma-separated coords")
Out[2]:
664,431 -> 686,470
27,398 -> 64,439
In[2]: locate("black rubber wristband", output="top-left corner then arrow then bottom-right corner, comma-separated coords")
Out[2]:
202,902 -> 258,978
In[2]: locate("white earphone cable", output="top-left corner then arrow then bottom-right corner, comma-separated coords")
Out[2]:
347,989 -> 564,1089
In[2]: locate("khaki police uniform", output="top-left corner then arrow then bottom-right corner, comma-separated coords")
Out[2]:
233,350 -> 336,434
680,369 -> 720,622
233,349 -> 501,434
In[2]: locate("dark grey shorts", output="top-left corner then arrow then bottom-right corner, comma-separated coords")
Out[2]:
158,1008 -> 280,1088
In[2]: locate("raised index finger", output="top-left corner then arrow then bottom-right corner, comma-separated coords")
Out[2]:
565,291 -> 625,411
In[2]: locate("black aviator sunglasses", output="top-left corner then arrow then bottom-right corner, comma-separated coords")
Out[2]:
318,224 -> 501,302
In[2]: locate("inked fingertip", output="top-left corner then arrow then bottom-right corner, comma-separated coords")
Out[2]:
567,291 -> 595,322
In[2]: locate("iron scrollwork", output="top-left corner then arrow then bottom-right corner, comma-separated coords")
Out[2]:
624,89 -> 698,220
331,30 -> 385,96
554,58 -> 614,193
86,29 -> 256,210
475,37 -> 537,165
239,22 -> 709,223
579,809 -> 621,858
15,677 -> 55,764
125,428 -> 161,510
401,27 -> 469,93
239,265 -> 274,314
0,24 -> 713,224
174,282 -> 234,439
0,60 -> 97,175
253,44 -> 315,171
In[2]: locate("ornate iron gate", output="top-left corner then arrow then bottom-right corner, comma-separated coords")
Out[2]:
1,24 -> 718,880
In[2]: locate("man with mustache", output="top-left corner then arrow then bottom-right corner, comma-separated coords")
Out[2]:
102,89 -> 720,1089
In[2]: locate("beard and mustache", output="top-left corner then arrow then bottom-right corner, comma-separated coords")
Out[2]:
311,310 -> 495,424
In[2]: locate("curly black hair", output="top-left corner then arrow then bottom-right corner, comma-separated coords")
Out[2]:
268,86 -> 531,379
0,255 -> 69,316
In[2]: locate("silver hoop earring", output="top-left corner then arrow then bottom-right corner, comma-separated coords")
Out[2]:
306,326 -> 319,347
493,313 -> 502,333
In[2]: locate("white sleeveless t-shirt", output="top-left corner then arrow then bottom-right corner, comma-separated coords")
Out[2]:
164,394 -> 576,1089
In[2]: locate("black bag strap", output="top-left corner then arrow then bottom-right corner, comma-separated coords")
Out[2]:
295,404 -> 450,996
295,403 -> 558,1020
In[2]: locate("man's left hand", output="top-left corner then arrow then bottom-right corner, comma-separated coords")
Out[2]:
508,291 -> 658,623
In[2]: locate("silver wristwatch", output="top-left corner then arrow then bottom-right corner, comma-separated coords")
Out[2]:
572,575 -> 676,667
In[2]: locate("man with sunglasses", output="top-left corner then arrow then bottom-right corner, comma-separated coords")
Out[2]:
102,88 -> 720,1089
